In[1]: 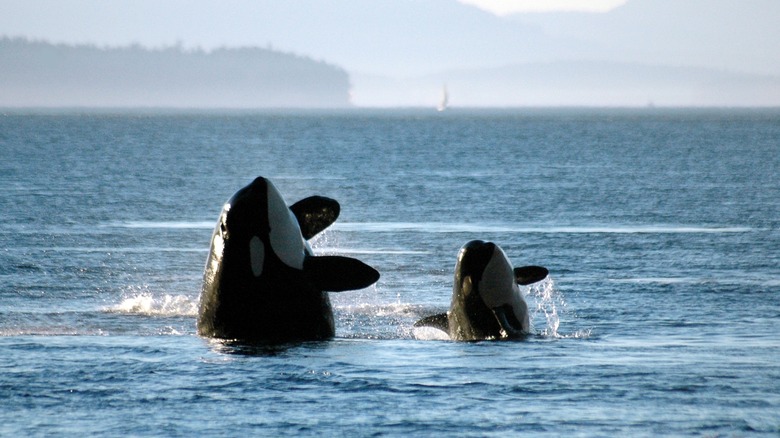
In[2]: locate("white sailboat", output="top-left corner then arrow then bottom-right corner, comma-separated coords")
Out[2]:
437,85 -> 449,112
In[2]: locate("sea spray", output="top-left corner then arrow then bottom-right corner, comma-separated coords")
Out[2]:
527,278 -> 564,337
527,278 -> 592,339
108,288 -> 198,317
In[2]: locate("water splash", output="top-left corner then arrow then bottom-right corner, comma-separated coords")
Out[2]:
308,228 -> 338,254
107,289 -> 199,317
526,278 -> 560,337
334,297 -> 425,340
411,326 -> 450,341
527,277 -> 591,339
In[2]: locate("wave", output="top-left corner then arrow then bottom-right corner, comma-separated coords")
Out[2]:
102,221 -> 215,229
6,282 -> 587,341
0,305 -> 195,336
101,220 -> 751,235
334,302 -> 428,317
0,327 -> 107,336
0,325 -> 188,337
271,174 -> 347,181
611,277 -> 710,285
3,293 -> 590,340
18,246 -> 206,253
609,277 -> 780,286
315,247 -> 429,255
333,222 -> 752,234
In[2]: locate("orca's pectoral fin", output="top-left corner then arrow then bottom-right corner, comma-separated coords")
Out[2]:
492,305 -> 526,338
413,312 -> 449,332
304,255 -> 379,292
514,265 -> 549,285
290,196 -> 340,240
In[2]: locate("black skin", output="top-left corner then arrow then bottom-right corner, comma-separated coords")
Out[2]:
197,177 -> 379,343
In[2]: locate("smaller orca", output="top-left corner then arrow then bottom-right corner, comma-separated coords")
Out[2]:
414,240 -> 548,341
197,176 -> 380,342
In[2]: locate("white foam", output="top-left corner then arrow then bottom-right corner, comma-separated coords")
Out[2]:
412,326 -> 451,341
334,302 -> 421,317
106,293 -> 199,317
563,329 -> 593,339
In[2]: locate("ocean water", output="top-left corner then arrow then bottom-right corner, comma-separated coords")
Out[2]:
1,108 -> 778,436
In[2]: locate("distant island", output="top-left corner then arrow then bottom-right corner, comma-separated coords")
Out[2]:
0,38 -> 352,108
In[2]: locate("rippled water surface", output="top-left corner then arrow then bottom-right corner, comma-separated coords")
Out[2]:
1,109 -> 779,436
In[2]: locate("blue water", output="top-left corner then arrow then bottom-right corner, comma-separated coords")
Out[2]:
1,108 -> 779,436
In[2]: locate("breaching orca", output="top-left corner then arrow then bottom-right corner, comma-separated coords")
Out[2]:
415,240 -> 548,341
197,176 -> 380,342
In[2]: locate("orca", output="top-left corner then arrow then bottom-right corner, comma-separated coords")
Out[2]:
197,176 -> 380,342
414,240 -> 548,341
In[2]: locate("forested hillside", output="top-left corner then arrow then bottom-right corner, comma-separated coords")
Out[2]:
0,38 -> 352,108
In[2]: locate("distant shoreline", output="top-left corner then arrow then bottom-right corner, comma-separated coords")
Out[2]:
0,38 -> 352,108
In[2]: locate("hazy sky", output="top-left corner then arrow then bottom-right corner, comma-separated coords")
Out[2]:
3,0 -> 779,76
459,0 -> 627,14
2,0 -> 779,106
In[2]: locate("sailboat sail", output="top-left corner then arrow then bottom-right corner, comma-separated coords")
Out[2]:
437,85 -> 449,111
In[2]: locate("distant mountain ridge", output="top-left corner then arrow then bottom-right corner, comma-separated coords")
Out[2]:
0,38 -> 352,108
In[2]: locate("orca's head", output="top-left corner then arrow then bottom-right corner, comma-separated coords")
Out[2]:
219,177 -> 309,278
452,240 -> 547,338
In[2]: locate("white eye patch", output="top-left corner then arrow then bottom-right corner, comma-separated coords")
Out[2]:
250,236 -> 265,277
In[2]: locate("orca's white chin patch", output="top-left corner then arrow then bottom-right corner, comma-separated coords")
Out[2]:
266,180 -> 306,270
479,246 -> 516,308
480,246 -> 530,333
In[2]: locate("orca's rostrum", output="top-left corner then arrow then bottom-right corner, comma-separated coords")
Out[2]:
197,177 -> 380,342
